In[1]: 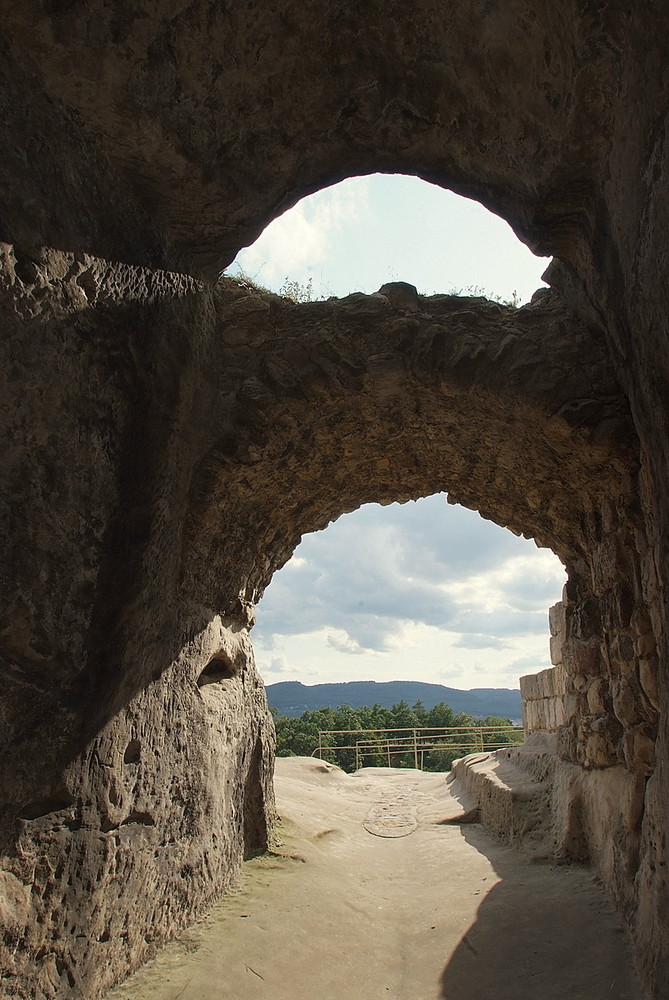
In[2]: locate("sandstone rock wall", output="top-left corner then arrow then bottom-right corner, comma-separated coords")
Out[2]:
518,584 -> 652,919
0,247 -> 276,998
1,2 -> 669,997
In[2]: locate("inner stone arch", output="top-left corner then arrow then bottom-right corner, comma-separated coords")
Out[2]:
176,272 -> 654,992
182,274 -> 635,609
229,173 -> 566,689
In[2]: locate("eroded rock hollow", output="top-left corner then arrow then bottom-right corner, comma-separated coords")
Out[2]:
1,2 -> 668,997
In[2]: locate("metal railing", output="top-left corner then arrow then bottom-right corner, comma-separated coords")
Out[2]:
311,725 -> 524,771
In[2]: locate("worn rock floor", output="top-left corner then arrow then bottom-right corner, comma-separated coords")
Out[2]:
105,758 -> 643,1000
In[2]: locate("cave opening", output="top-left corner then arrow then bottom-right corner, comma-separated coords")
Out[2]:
226,173 -> 550,304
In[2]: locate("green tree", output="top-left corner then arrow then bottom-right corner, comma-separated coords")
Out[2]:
426,701 -> 456,728
390,700 -> 418,729
412,700 -> 428,724
270,701 -> 521,774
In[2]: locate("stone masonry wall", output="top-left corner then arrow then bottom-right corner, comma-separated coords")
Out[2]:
520,600 -> 567,737
520,672 -> 566,736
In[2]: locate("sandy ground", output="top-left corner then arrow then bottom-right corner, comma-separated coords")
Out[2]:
105,758 -> 644,1000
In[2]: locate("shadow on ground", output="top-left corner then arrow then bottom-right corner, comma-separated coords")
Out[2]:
438,825 -> 641,1000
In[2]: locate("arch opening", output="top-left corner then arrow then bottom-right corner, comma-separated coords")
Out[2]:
226,173 -> 551,306
254,494 -> 566,696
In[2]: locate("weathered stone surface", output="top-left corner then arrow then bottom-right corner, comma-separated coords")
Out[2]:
520,662 -> 566,735
0,3 -> 669,998
453,734 -> 648,921
0,240 -> 649,998
182,280 -> 636,610
0,248 -> 276,998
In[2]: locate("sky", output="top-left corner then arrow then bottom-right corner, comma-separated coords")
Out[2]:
227,174 -> 566,691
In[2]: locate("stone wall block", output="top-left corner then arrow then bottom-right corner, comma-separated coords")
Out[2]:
639,656 -> 661,712
563,694 -> 580,723
549,700 -> 559,731
562,643 -> 577,677
574,672 -> 590,694
554,697 -> 566,728
581,715 -> 622,768
633,526 -> 649,555
520,665 -> 567,735
549,600 -> 566,637
635,631 -> 657,659
585,733 -> 617,769
624,725 -> 657,776
587,677 -> 609,715
609,633 -> 636,665
562,580 -> 577,608
563,639 -> 604,677
570,598 -> 602,644
631,605 -> 652,638
611,677 -> 644,728
519,674 -> 539,701
615,580 -> 637,631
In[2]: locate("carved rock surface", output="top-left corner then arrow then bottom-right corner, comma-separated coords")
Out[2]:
0,3 -> 668,999
0,248 -> 277,998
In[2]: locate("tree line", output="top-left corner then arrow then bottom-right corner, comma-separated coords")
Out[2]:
272,699 -> 522,772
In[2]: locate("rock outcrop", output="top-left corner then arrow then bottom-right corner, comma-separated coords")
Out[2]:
1,2 -> 668,997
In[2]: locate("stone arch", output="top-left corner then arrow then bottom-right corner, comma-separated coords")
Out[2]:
181,274 -> 655,776
182,280 -> 636,606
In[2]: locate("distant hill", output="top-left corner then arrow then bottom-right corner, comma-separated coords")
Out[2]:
266,680 -> 522,722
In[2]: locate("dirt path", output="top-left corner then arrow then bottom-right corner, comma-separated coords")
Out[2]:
105,758 -> 643,1000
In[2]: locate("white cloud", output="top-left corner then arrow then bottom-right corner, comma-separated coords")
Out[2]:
262,654 -> 293,673
444,549 -> 564,612
230,179 -> 371,291
252,496 -> 565,688
255,510 -> 459,651
254,622 -> 553,689
452,634 -> 511,650
327,631 -> 366,655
